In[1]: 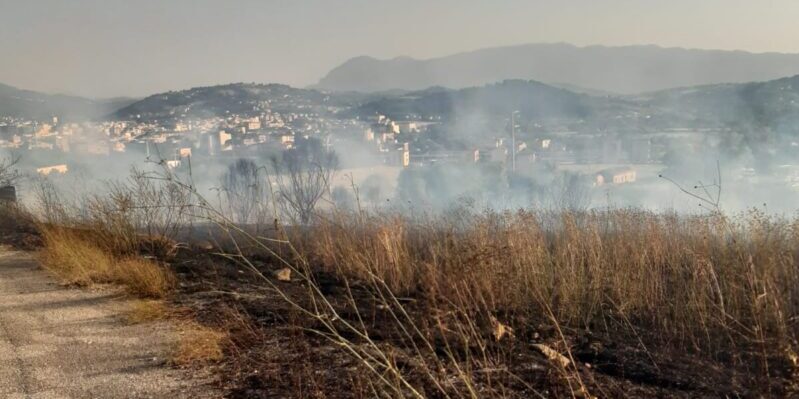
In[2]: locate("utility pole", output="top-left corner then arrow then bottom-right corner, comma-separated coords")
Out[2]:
511,110 -> 518,172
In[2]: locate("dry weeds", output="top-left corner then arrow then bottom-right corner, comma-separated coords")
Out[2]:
24,165 -> 799,396
126,299 -> 171,324
39,226 -> 115,286
115,257 -> 175,298
172,321 -> 228,366
239,208 -> 799,396
302,208 -> 799,353
39,226 -> 174,298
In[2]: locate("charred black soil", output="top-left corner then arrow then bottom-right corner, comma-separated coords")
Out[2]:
168,248 -> 799,398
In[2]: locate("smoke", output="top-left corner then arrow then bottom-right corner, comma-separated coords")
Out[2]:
353,79 -> 799,215
7,74 -> 799,218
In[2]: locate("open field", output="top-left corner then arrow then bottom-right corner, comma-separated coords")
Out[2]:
4,163 -> 799,397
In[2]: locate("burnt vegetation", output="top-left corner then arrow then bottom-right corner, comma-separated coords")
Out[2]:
2,150 -> 799,398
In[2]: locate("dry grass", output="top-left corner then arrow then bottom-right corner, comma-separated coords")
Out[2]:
115,257 -> 175,298
172,321 -> 228,366
39,226 -> 174,298
126,299 -> 171,324
39,226 -> 115,286
221,207 -> 799,396
25,165 -> 799,396
300,208 -> 799,352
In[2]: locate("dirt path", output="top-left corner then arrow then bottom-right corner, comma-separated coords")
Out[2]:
0,248 -> 220,399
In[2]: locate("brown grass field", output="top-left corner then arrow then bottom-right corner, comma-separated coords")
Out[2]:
5,176 -> 799,397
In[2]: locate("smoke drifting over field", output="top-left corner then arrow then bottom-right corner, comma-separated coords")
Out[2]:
6,72 -> 799,218
348,78 -> 799,215
13,125 -> 799,219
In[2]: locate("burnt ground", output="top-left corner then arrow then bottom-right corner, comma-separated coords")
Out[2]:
2,216 -> 797,398
167,249 -> 799,398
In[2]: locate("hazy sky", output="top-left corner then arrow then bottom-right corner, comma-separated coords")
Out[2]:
2,0 -> 799,98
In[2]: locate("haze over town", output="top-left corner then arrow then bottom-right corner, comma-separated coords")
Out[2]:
4,0 -> 799,97
7,2 -> 799,398
1,2 -> 799,252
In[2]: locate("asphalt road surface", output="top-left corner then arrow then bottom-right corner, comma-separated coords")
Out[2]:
0,248 -> 219,398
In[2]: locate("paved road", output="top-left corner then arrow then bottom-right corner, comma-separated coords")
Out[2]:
0,248 -> 220,399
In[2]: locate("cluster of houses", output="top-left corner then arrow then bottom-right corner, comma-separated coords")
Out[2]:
1,106 -> 667,190
0,107 -> 358,174
360,113 -> 644,186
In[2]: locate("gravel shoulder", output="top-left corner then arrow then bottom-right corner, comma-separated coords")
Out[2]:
0,248 -> 220,399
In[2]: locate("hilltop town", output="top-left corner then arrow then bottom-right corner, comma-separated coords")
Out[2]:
3,76 -> 799,211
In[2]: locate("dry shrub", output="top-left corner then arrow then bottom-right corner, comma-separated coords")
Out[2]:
115,257 -> 175,298
39,226 -> 174,298
39,226 -> 115,286
172,321 -> 228,366
299,208 -> 799,354
223,208 -> 799,396
127,299 -> 170,324
32,168 -> 191,257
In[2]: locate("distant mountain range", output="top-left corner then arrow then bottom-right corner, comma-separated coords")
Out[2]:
4,71 -> 799,136
315,43 -> 799,94
0,83 -> 135,121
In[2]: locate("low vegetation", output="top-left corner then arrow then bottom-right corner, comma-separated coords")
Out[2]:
126,299 -> 171,324
38,226 -> 116,285
7,161 -> 799,397
209,208 -> 799,397
39,226 -> 174,298
172,321 -> 229,366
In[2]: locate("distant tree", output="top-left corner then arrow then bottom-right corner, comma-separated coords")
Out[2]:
270,137 -> 338,224
220,158 -> 264,224
0,153 -> 20,187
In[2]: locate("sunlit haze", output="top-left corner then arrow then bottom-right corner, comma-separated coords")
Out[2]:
6,2 -> 799,397
3,0 -> 799,97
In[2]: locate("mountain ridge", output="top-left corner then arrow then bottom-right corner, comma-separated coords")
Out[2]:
315,42 -> 799,94
7,71 -> 799,136
0,83 -> 136,121
111,82 -> 360,121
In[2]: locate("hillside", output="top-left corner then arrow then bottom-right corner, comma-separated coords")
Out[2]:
352,80 -> 651,130
0,83 -> 135,121
636,75 -> 799,132
112,83 -> 353,121
1,71 -> 792,136
356,80 -> 593,118
316,43 -> 799,94
351,74 -> 799,135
